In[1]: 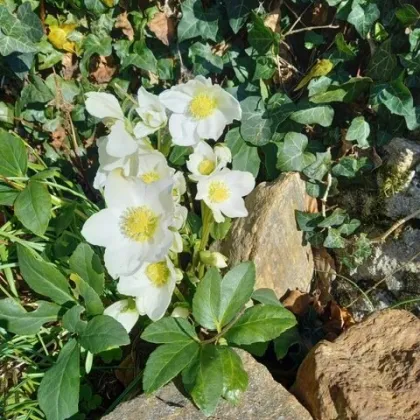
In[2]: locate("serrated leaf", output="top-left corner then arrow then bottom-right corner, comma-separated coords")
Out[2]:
17,245 -> 74,305
224,0 -> 258,33
323,228 -> 346,248
79,315 -> 130,354
0,130 -> 27,177
63,306 -> 87,334
38,339 -> 80,420
69,243 -> 105,295
296,211 -> 324,232
290,104 -> 334,127
346,116 -> 370,148
178,0 -> 219,43
303,150 -> 332,181
347,3 -> 380,39
192,268 -> 221,330
276,132 -> 315,172
252,288 -> 281,306
143,341 -> 200,393
224,304 -> 296,345
14,181 -> 52,236
318,208 -> 347,228
141,317 -> 198,344
0,298 -> 60,335
219,262 -> 255,328
367,38 -> 397,82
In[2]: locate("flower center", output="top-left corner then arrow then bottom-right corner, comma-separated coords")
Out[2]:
198,159 -> 216,175
189,94 -> 217,119
120,206 -> 159,242
146,261 -> 170,287
140,171 -> 161,184
208,181 -> 230,203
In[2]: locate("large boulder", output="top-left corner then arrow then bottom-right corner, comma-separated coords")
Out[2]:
218,173 -> 314,298
103,350 -> 312,420
292,309 -> 420,420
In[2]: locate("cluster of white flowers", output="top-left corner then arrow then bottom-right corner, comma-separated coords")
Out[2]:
82,76 -> 255,330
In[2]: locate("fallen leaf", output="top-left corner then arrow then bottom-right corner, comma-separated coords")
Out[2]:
264,0 -> 282,33
61,53 -> 78,80
90,55 -> 117,84
294,59 -> 334,91
313,247 -> 336,305
212,41 -> 230,57
281,289 -> 312,316
148,12 -> 175,46
305,194 -> 319,213
48,24 -> 77,53
323,300 -> 355,339
115,12 -> 134,41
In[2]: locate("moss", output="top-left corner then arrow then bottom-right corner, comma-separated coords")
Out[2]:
380,164 -> 414,198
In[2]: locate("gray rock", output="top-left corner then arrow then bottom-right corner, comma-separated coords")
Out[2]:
218,173 -> 314,298
102,350 -> 312,420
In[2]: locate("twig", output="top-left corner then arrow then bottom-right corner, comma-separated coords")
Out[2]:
285,24 -> 340,36
321,172 -> 332,218
285,2 -> 312,35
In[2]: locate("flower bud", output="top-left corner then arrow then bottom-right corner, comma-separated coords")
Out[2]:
214,143 -> 232,166
199,250 -> 228,268
171,306 -> 190,318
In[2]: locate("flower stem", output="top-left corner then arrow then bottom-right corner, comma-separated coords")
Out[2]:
198,202 -> 213,278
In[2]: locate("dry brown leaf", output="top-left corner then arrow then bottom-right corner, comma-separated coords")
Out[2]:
61,53 -> 78,80
323,300 -> 355,339
115,12 -> 134,41
148,12 -> 175,46
212,40 -> 230,57
51,126 -> 67,149
313,247 -> 336,304
305,194 -> 319,213
280,289 -> 312,316
90,55 -> 117,84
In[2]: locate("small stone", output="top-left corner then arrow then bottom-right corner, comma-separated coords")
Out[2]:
103,350 -> 312,420
218,173 -> 314,298
292,309 -> 420,420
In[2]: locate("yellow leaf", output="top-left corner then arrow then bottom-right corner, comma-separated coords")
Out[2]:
101,0 -> 115,7
294,59 -> 334,91
48,24 -> 77,53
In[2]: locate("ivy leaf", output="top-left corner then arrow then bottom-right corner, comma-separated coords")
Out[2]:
334,33 -> 357,59
295,211 -> 324,232
240,96 -> 273,146
0,298 -> 60,335
303,150 -> 332,181
346,116 -> 370,148
79,315 -> 130,354
141,317 -> 198,344
190,42 -> 224,76
225,128 -> 260,177
290,104 -> 334,127
265,92 -> 296,130
294,59 -> 334,91
16,2 -> 43,43
367,38 -> 397,82
323,228 -> 346,248
14,181 -> 52,236
347,3 -> 380,39
0,130 -> 27,177
338,219 -> 361,236
190,345 -> 224,416
224,304 -> 297,345
17,245 -> 74,305
276,132 -> 315,172
318,208 -> 347,228
38,339 -> 80,420
224,0 -> 258,33
377,75 -> 414,118
178,0 -> 219,42
192,267 -> 221,330
332,156 -> 370,178
248,13 -> 276,54
69,243 -> 105,295
218,262 -> 256,328
21,75 -> 55,105
396,4 -> 420,27
84,0 -> 108,15
252,288 -> 281,306
125,42 -> 158,73
143,341 -> 200,393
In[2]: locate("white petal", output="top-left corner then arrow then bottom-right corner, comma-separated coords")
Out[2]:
93,169 -> 107,190
196,177 -> 210,200
106,121 -> 138,158
218,89 -> 242,122
159,90 -> 191,113
104,170 -> 144,209
133,121 -> 156,138
85,92 -> 124,120
171,231 -> 183,253
137,87 -> 160,109
118,269 -> 148,297
209,205 -> 225,223
194,75 -> 213,86
81,208 -> 120,247
169,114 -> 200,146
104,300 -> 139,333
219,196 -> 248,219
143,282 -> 175,321
226,170 -> 256,196
104,241 -> 144,278
196,110 -> 227,140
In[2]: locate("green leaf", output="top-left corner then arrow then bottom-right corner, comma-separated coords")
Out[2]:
16,2 -> 43,43
141,317 -> 198,344
303,150 -> 332,181
338,219 -> 361,236
224,0 -> 258,33
347,3 -> 380,39
252,288 -> 281,306
332,156 -> 370,178
21,75 -> 55,105
304,31 -> 325,50
239,341 -> 269,357
0,130 -> 27,177
18,245 -> 74,305
192,267 -> 221,330
190,41 -> 224,76
290,104 -> 334,127
219,347 -> 248,404
0,184 -> 18,206
295,211 -> 324,232
367,39 -> 397,82
378,76 -> 414,117
0,298 -> 60,335
125,42 -> 157,73
318,208 -> 347,228
190,345 -> 224,416
276,132 -> 315,172
70,273 -> 104,316
240,96 -> 273,146
218,262 -> 255,328
79,315 -> 130,354
225,304 -> 297,345
396,4 -> 420,26
143,341 -> 200,393
334,33 -> 356,59
14,181 -> 52,236
265,92 -> 296,130
273,326 -> 301,359
63,305 -> 87,334
248,13 -> 276,54
84,0 -> 107,14
323,228 -> 346,248
346,116 -> 370,148
38,339 -> 80,420
69,243 -> 105,295
210,217 -> 232,240
178,0 -> 219,42
225,128 -> 260,177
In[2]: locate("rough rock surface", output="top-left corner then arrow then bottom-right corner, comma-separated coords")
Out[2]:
103,350 -> 312,420
293,309 -> 420,420
218,173 -> 314,298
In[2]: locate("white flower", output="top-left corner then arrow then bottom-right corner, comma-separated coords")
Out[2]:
136,150 -> 174,185
186,141 -> 230,181
159,76 -> 242,146
171,204 -> 188,253
172,171 -> 186,203
85,92 -> 137,158
196,169 -> 255,223
104,299 -> 139,333
134,87 -> 167,138
118,257 -> 177,321
199,250 -> 228,268
82,170 -> 174,278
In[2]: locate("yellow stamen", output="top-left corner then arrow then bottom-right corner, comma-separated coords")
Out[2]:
120,206 -> 159,242
146,261 -> 170,287
140,171 -> 161,184
208,181 -> 230,203
189,93 -> 217,119
198,159 -> 216,175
